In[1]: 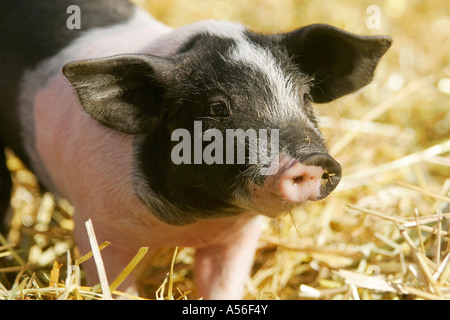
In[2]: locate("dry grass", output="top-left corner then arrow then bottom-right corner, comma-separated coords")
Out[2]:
1,0 -> 449,300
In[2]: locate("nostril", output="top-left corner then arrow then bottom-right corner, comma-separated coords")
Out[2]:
321,171 -> 337,182
292,175 -> 303,184
302,153 -> 342,198
292,172 -> 318,185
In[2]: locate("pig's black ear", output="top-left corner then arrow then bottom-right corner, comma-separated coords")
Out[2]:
281,24 -> 392,103
62,54 -> 173,134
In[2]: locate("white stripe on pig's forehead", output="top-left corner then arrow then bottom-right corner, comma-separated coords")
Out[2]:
208,23 -> 319,133
228,37 -> 299,117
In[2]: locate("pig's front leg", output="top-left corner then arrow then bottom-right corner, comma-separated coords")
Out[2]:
194,216 -> 263,300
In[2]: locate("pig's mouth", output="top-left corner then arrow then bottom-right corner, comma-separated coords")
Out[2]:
233,153 -> 341,218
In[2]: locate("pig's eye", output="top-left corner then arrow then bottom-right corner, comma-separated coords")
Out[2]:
303,93 -> 313,104
206,101 -> 229,117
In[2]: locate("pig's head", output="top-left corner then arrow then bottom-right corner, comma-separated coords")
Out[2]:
63,23 -> 391,225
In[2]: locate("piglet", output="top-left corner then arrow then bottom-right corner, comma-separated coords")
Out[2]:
0,0 -> 391,299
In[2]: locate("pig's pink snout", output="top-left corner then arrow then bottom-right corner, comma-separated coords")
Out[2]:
278,153 -> 341,203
